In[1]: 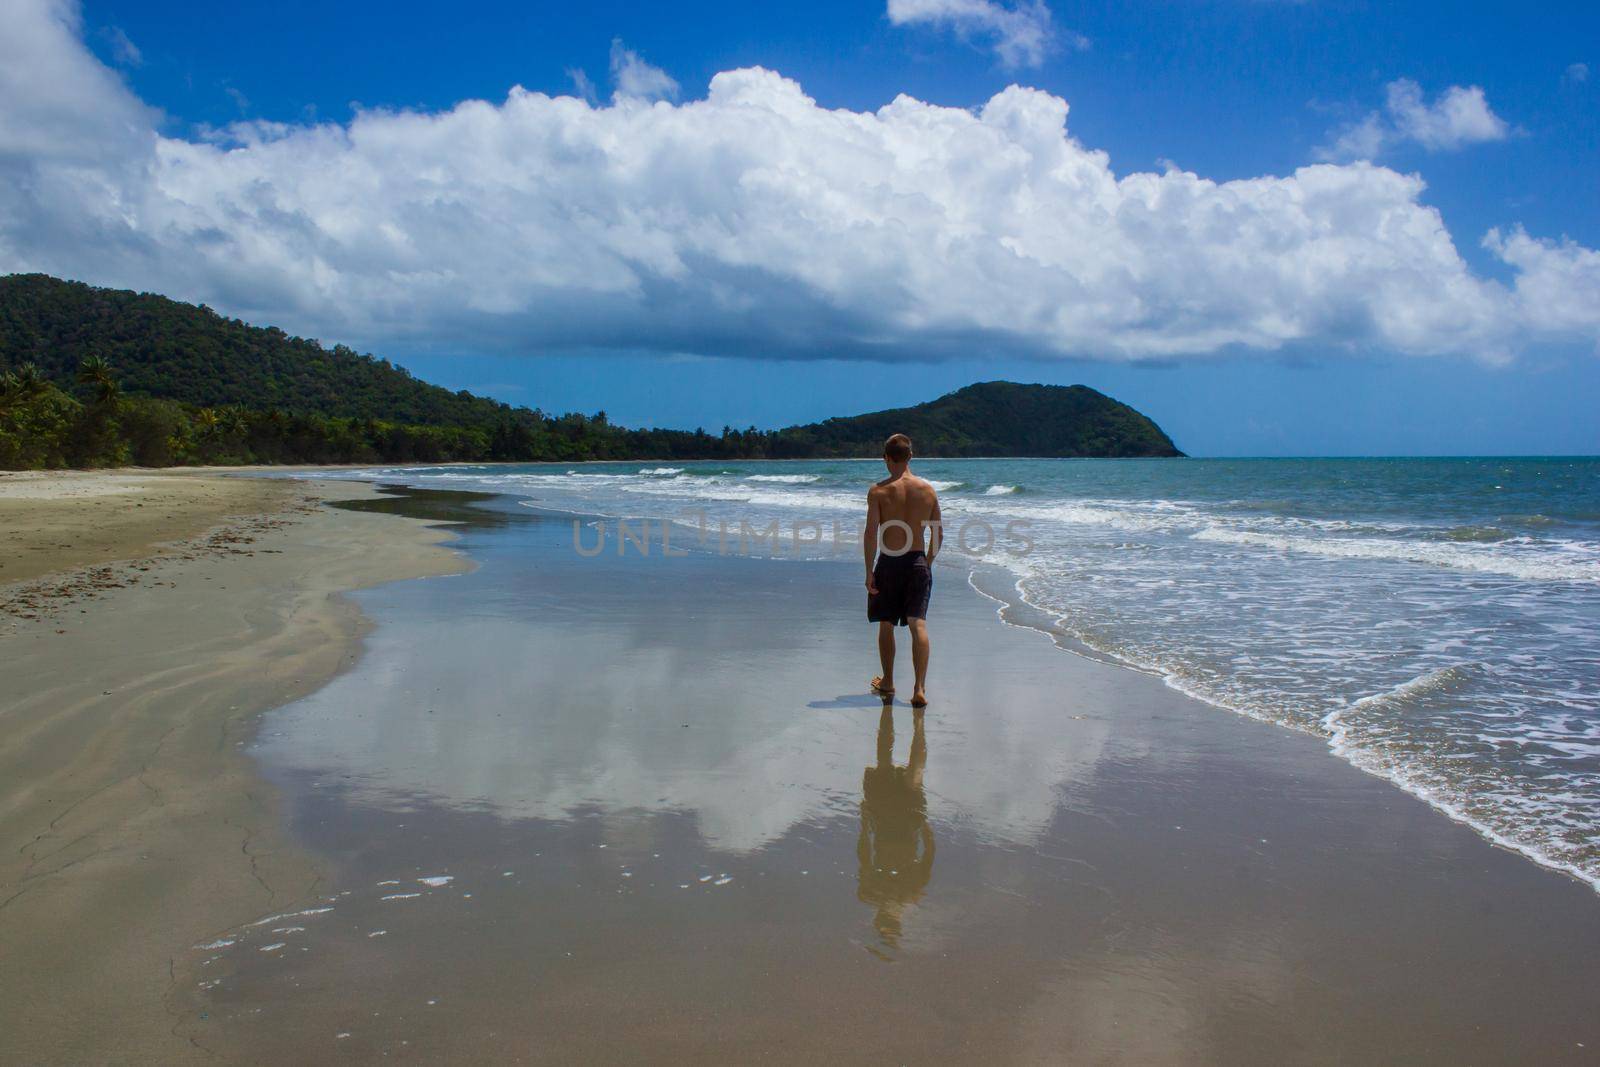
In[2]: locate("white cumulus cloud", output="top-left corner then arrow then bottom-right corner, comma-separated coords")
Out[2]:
1,0 -> 1596,366
1483,227 -> 1600,337
887,0 -> 1069,69
609,38 -> 678,102
1321,78 -> 1510,160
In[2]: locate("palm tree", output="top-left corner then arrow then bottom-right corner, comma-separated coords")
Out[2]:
12,362 -> 47,398
1,363 -> 47,415
77,355 -> 118,404
221,405 -> 248,437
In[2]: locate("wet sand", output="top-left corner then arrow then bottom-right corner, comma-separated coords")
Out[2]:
0,475 -> 466,1065
175,489 -> 1600,1064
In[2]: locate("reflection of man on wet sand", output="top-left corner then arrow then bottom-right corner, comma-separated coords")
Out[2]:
857,706 -> 934,947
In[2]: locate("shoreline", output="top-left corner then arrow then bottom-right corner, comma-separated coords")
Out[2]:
970,567 -> 1600,896
0,472 -> 468,1064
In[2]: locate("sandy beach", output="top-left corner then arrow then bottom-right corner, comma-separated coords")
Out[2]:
3,474 -> 1598,1064
0,471 -> 465,1064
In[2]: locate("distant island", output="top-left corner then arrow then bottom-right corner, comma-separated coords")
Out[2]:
0,274 -> 1182,468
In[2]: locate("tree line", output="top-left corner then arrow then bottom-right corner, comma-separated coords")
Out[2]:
0,357 -> 785,469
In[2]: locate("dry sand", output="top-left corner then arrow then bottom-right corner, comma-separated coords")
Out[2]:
0,469 -> 313,588
0,471 -> 466,1064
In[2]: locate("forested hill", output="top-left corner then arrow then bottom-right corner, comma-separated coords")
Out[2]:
0,274 -> 1183,468
768,381 -> 1182,458
0,273 -> 519,428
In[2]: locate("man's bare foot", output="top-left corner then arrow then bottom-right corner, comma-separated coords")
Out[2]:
910,688 -> 927,708
870,676 -> 895,698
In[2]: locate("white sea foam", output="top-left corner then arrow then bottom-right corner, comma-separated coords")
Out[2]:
417,875 -> 454,887
247,907 -> 332,927
1327,665 -> 1477,723
984,484 -> 1019,495
744,474 -> 820,483
639,467 -> 684,476
1193,527 -> 1600,582
927,480 -> 965,491
1322,666 -> 1600,893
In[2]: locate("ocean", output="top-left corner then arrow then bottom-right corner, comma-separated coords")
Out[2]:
318,456 -> 1600,890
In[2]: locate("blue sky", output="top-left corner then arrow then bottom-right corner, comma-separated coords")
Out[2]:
24,1 -> 1600,453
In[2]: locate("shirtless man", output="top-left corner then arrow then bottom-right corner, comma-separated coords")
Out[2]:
864,433 -> 941,708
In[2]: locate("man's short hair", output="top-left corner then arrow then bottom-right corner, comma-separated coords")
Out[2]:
884,434 -> 913,463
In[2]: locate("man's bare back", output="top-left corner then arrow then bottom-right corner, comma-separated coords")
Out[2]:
868,474 -> 941,556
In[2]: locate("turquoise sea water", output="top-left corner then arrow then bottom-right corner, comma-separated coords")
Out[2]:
320,457 -> 1600,889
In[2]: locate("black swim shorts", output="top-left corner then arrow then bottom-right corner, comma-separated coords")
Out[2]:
868,550 -> 932,626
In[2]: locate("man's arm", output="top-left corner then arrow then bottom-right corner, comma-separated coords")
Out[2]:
925,492 -> 942,563
863,488 -> 881,593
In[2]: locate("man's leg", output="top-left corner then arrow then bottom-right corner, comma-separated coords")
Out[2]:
908,618 -> 930,706
874,620 -> 897,695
